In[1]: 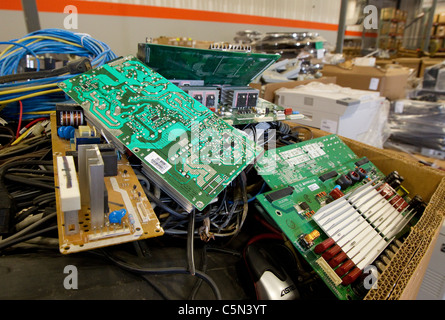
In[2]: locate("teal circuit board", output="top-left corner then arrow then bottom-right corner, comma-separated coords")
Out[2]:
58,55 -> 262,212
255,135 -> 401,300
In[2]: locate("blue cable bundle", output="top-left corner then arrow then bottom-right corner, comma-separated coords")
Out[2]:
0,28 -> 117,120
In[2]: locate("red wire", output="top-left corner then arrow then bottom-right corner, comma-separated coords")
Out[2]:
16,100 -> 23,139
23,117 -> 49,130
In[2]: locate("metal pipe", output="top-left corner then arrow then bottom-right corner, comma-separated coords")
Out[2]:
336,0 -> 349,53
21,0 -> 41,33
424,0 -> 438,52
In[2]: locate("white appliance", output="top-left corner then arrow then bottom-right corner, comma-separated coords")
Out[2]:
275,82 -> 386,143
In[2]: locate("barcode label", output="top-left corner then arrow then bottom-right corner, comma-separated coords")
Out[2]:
144,152 -> 171,174
308,183 -> 320,192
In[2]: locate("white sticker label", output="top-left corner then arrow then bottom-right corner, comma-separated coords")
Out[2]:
369,78 -> 380,91
308,183 -> 320,192
321,119 -> 338,133
144,151 -> 172,174
394,101 -> 404,113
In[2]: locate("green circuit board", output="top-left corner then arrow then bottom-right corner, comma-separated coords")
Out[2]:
256,135 -> 367,189
58,55 -> 261,212
136,43 -> 306,126
137,43 -> 280,86
255,135 -> 390,300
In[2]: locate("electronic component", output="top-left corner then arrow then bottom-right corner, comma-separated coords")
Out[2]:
56,156 -> 81,236
170,79 -> 205,87
66,144 -> 118,177
57,126 -> 76,140
108,209 -> 127,224
312,181 -> 416,276
335,174 -> 352,190
137,43 -> 279,87
50,114 -> 163,254
255,134 -> 421,300
74,125 -> 101,150
355,157 -> 370,167
265,186 -> 294,202
220,86 -> 259,109
319,171 -> 338,182
58,55 -> 261,212
315,191 -> 328,206
300,230 -> 320,249
78,144 -> 105,228
180,86 -> 220,109
256,135 -> 373,190
136,42 -> 305,126
329,187 -> 344,200
56,102 -> 85,127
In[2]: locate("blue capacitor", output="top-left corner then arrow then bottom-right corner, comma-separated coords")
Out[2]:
57,126 -> 75,140
108,209 -> 127,224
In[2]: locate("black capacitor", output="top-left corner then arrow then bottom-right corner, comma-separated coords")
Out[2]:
389,179 -> 402,189
385,171 -> 400,184
409,195 -> 424,211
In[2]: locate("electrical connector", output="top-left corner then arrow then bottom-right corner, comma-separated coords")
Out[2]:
66,58 -> 92,74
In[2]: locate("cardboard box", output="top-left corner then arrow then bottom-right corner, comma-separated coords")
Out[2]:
397,22 -> 405,35
375,59 -> 394,68
393,58 -> 421,78
419,58 -> 445,78
299,126 -> 445,300
381,7 -> 397,20
320,64 -> 411,100
250,76 -> 337,102
436,25 -> 445,37
380,21 -> 392,35
439,12 -> 445,24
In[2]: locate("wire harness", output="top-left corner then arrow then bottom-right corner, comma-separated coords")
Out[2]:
0,28 -> 117,120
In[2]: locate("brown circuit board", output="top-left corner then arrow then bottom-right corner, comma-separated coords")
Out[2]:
50,114 -> 164,254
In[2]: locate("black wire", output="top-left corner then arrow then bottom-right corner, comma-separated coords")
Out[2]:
0,225 -> 58,251
138,275 -> 171,300
14,206 -> 38,223
6,172 -> 54,182
142,186 -> 188,219
0,126 -> 15,150
0,68 -> 69,84
0,138 -> 52,160
187,209 -> 196,276
0,160 -> 54,177
101,249 -> 222,300
188,245 -> 242,300
189,245 -> 209,300
10,189 -> 42,201
7,168 -> 54,175
4,174 -> 55,190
